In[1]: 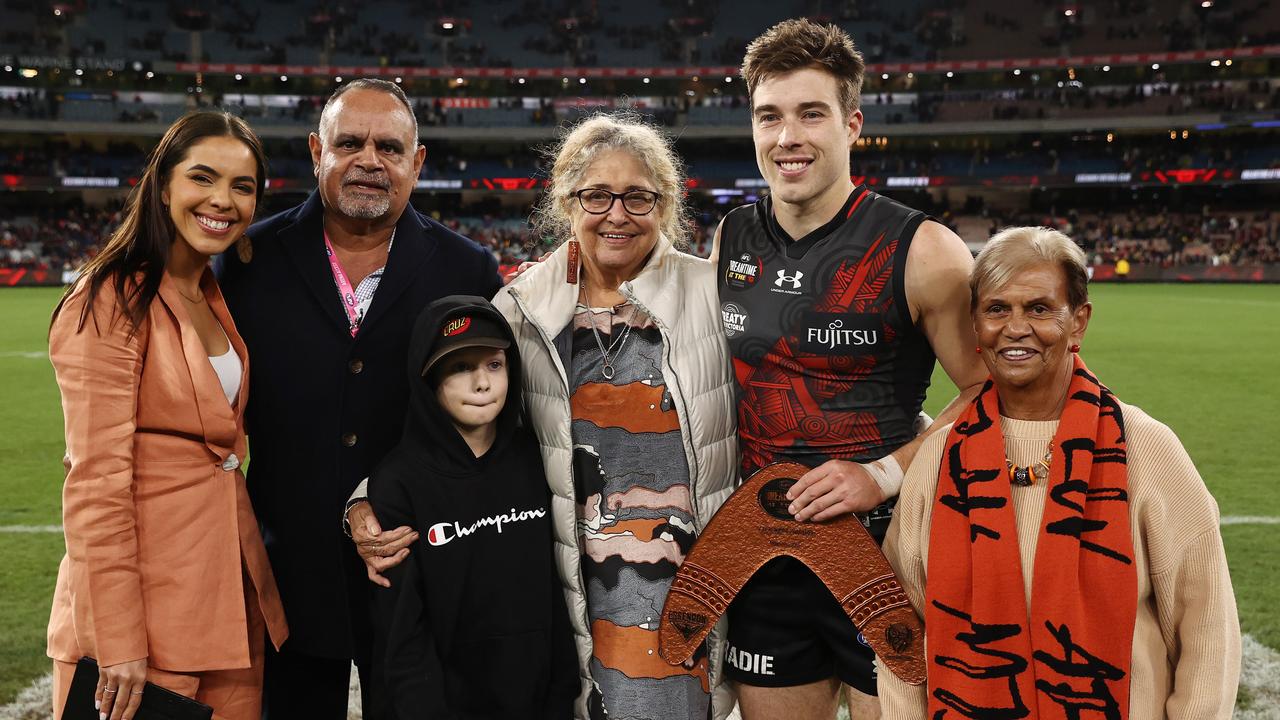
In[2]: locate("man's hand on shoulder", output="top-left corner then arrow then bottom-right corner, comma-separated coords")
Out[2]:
348,501 -> 418,587
786,460 -> 886,522
502,251 -> 552,285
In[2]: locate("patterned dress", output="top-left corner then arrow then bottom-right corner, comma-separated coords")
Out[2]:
563,302 -> 711,720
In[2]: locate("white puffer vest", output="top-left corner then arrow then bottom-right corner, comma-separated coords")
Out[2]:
493,239 -> 740,719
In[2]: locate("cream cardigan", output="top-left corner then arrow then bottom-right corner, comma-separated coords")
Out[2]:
878,401 -> 1241,719
492,238 -> 740,720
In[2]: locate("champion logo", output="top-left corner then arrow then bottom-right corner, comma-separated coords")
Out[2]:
426,506 -> 548,546
442,316 -> 471,337
774,269 -> 803,289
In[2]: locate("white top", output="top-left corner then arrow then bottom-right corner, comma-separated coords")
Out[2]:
208,338 -> 242,406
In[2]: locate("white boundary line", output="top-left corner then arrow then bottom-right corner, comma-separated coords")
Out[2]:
1238,635 -> 1280,719
1223,516 -> 1280,526
0,525 -> 62,534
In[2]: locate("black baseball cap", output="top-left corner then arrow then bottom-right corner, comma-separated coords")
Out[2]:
421,311 -> 511,377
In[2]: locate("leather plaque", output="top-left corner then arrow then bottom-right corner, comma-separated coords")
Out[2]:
658,462 -> 925,685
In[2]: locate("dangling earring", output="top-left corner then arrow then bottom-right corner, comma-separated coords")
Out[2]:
565,239 -> 580,284
1069,343 -> 1081,353
236,234 -> 253,263
975,346 -> 983,354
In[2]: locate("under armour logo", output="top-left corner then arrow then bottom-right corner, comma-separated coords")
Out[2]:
775,270 -> 804,289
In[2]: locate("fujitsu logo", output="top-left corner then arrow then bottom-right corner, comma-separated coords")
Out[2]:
775,270 -> 803,289
426,506 -> 547,546
806,319 -> 878,349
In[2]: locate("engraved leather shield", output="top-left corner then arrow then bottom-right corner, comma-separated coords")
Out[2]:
657,462 -> 925,685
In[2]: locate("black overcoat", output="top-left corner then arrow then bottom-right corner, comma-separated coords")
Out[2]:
216,191 -> 502,660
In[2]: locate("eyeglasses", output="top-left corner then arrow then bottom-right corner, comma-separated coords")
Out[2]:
573,188 -> 661,215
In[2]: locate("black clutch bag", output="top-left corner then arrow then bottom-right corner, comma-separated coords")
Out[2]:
62,657 -> 214,720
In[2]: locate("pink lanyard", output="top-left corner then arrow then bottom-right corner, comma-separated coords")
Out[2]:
323,231 -> 364,337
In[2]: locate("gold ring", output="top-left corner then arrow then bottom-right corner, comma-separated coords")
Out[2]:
104,688 -> 117,694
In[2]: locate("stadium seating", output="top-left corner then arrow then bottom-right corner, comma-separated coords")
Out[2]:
8,0 -> 1263,68
1,0 -> 1277,279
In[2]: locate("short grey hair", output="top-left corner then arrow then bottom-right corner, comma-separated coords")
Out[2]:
531,112 -> 690,249
971,226 -> 1090,311
318,78 -> 418,142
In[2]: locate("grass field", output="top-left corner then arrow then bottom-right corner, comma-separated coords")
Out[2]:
1,283 -> 1277,705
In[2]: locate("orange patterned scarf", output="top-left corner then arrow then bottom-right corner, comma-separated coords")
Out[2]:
926,356 -> 1136,719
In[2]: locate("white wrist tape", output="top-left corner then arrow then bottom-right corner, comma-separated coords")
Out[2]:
862,455 -> 904,500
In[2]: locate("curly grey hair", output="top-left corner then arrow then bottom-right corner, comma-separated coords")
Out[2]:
531,112 -> 690,249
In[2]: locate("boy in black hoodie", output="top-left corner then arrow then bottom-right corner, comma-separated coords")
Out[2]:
368,295 -> 577,720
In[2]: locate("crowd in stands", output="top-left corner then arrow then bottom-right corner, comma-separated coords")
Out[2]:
943,0 -> 1280,60
989,208 -> 1280,266
4,76 -> 1274,132
0,90 -> 60,120
1123,0 -> 1280,53
954,79 -> 1280,123
0,138 -> 157,179
0,205 -> 118,272
4,124 -> 1277,184
5,0 -> 1278,72
4,199 -> 1277,275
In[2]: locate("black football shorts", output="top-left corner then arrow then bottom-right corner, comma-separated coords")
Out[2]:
723,556 -> 878,694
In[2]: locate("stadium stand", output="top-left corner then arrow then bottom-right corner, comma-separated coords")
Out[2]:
3,8 -> 1280,720
3,0 -> 935,67
3,128 -> 1277,185
6,0 -> 1276,69
4,195 -> 1277,278
1,0 -> 1278,284
2,77 -> 1274,129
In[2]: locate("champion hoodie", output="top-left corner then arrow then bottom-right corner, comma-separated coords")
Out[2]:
368,295 -> 576,719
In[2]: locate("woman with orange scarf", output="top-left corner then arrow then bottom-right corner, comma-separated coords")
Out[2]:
877,226 -> 1240,719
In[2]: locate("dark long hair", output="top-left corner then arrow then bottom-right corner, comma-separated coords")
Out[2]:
52,111 -> 268,336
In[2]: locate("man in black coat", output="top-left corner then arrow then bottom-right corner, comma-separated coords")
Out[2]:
216,78 -> 501,720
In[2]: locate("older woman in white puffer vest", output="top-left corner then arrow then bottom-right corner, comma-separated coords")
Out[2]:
492,113 -> 739,720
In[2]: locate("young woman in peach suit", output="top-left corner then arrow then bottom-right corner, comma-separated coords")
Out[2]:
47,112 -> 288,720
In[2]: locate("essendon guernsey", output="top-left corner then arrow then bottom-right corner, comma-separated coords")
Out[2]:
718,187 -> 936,521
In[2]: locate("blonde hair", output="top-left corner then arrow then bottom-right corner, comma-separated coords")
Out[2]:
531,112 -> 689,249
971,226 -> 1090,311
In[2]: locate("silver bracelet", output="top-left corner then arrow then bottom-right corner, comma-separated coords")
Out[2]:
341,498 -> 368,538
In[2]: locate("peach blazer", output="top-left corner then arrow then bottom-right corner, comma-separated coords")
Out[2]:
47,269 -> 287,672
